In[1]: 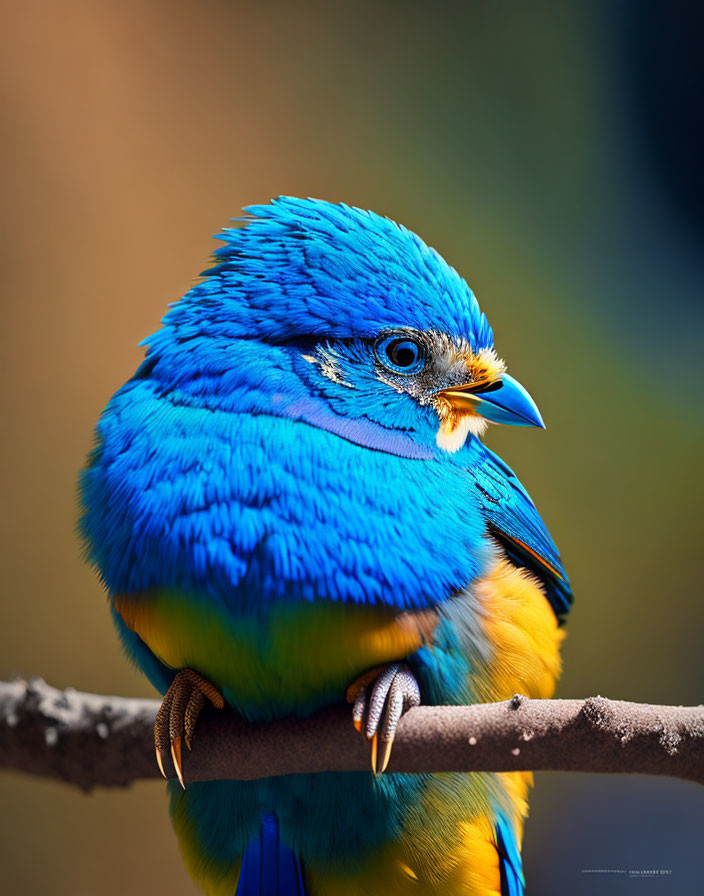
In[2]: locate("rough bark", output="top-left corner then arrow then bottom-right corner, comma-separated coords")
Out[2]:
1,678 -> 702,791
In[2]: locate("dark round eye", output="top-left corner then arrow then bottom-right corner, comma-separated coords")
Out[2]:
376,335 -> 426,374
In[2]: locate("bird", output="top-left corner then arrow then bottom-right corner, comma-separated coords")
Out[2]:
79,197 -> 572,896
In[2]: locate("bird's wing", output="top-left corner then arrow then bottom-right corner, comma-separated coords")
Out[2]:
464,441 -> 573,622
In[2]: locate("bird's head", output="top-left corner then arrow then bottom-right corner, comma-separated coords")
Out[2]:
145,197 -> 543,455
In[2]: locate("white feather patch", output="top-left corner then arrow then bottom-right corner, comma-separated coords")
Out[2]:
436,413 -> 488,452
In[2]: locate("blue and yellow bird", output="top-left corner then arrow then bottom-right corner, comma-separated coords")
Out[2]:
80,197 -> 572,896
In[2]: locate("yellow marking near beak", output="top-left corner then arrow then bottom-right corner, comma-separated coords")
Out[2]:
436,345 -> 506,416
438,386 -> 484,413
435,393 -> 490,451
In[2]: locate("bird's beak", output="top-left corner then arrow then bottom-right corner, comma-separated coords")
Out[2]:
439,373 -> 545,428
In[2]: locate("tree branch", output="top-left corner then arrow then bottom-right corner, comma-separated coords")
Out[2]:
1,678 -> 702,791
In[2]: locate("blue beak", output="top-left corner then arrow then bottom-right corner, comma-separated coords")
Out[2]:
440,373 -> 545,428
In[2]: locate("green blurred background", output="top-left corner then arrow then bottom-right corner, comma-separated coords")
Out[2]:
1,2 -> 702,893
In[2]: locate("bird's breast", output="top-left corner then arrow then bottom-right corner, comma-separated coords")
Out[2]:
113,590 -> 437,719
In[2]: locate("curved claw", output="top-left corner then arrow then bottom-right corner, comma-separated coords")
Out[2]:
153,669 -> 223,787
377,737 -> 394,775
346,662 -> 421,775
155,746 -> 166,779
171,737 -> 185,789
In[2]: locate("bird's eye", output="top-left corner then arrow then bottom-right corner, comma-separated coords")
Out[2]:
375,335 -> 426,375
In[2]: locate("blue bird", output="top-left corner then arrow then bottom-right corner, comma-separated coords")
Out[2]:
80,197 -> 571,895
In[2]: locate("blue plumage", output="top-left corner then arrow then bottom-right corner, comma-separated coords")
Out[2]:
236,815 -> 307,896
80,197 -> 571,895
82,381 -> 488,614
197,198 -> 494,347
461,441 -> 572,620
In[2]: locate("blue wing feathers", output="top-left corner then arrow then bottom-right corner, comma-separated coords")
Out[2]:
466,442 -> 573,621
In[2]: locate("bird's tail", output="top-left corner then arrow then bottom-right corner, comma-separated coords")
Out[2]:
236,814 -> 307,896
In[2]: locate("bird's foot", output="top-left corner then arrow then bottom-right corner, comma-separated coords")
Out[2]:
345,662 -> 421,775
155,669 -> 224,789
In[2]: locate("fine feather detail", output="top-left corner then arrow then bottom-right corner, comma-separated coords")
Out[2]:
436,410 -> 489,452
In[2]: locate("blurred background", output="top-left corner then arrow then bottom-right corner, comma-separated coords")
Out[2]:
1,1 -> 702,893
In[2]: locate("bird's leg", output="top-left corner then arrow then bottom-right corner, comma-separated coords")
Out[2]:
345,662 -> 421,775
154,669 -> 224,789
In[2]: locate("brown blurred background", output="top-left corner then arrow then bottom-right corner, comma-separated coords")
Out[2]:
1,2 -> 702,893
